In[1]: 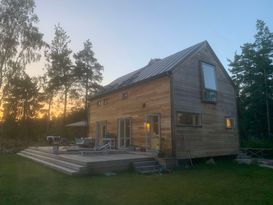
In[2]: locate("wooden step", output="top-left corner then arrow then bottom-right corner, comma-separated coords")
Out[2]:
259,164 -> 273,169
133,159 -> 161,174
133,160 -> 158,167
17,152 -> 79,175
25,148 -> 87,166
136,164 -> 161,170
139,168 -> 161,174
20,150 -> 84,171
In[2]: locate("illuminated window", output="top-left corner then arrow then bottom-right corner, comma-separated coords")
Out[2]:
97,100 -> 102,107
122,92 -> 128,100
225,117 -> 235,129
177,112 -> 201,126
201,62 -> 217,102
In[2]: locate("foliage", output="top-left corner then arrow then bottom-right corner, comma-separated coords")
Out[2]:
73,39 -> 103,111
0,0 -> 104,147
241,136 -> 273,149
0,0 -> 44,93
45,24 -> 74,123
1,157 -> 273,205
3,73 -> 42,121
229,20 -> 273,138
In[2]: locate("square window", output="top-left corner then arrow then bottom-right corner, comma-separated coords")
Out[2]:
122,92 -> 128,100
97,100 -> 102,107
103,98 -> 108,105
177,112 -> 201,126
225,117 -> 235,129
203,89 -> 217,102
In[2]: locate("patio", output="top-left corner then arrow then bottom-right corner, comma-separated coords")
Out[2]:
17,146 -> 157,175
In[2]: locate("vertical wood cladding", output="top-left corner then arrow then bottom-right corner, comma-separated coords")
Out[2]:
89,76 -> 172,155
172,44 -> 239,159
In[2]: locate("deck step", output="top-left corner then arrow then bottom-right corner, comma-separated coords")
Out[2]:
259,164 -> 273,169
133,159 -> 161,174
24,148 -> 87,166
133,160 -> 158,167
139,168 -> 161,174
17,152 -> 79,175
20,150 -> 84,171
18,147 -> 157,175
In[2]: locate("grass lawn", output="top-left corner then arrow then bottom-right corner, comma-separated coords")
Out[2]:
0,155 -> 273,205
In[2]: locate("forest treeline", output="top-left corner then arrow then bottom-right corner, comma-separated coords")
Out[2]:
229,20 -> 273,145
0,0 -> 103,152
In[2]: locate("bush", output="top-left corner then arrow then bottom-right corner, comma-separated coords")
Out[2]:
241,136 -> 273,148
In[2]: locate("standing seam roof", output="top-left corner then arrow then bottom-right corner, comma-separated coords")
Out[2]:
93,41 -> 206,98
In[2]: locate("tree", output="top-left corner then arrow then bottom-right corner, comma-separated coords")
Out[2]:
45,24 -> 74,125
0,0 -> 44,98
229,20 -> 273,138
3,73 -> 42,121
38,75 -> 56,134
73,39 -> 103,113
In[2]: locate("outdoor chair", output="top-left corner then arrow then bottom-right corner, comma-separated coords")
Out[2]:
75,137 -> 94,147
94,141 -> 111,151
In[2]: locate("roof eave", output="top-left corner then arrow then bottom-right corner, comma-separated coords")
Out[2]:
88,71 -> 171,101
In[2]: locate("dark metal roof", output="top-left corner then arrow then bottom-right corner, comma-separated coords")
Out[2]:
91,41 -> 206,99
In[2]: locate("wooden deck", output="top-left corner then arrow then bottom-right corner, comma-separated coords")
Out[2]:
18,146 -> 156,175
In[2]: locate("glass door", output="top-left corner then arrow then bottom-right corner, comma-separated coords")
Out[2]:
96,121 -> 107,145
145,114 -> 160,150
118,118 -> 131,148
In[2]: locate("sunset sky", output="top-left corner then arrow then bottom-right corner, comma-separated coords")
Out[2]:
27,0 -> 273,85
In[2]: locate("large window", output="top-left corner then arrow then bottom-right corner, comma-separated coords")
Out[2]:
201,62 -> 217,102
176,112 -> 201,126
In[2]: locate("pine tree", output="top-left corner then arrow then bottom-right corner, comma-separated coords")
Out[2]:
45,24 -> 74,126
229,20 -> 273,138
73,39 -> 103,112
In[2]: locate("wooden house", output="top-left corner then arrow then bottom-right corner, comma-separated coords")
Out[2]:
88,41 -> 239,159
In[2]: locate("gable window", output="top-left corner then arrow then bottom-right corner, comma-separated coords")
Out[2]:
201,62 -> 217,102
122,92 -> 128,100
103,98 -> 108,105
225,117 -> 235,129
176,112 -> 201,127
97,100 -> 102,107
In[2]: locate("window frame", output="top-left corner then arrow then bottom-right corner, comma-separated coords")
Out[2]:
176,111 -> 202,127
122,92 -> 128,100
200,61 -> 217,103
225,117 -> 236,129
103,98 -> 108,105
97,100 -> 102,107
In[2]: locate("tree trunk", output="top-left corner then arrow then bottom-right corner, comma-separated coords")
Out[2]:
263,67 -> 271,137
62,89 -> 68,138
84,79 -> 88,138
85,79 -> 88,113
45,96 -> 53,135
64,89 -> 68,124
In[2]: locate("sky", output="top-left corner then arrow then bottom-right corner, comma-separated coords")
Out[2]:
27,0 -> 273,85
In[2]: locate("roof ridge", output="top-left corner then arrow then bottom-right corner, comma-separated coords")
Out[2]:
91,41 -> 207,99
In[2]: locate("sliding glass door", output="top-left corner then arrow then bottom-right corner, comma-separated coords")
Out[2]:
96,121 -> 107,145
118,118 -> 131,148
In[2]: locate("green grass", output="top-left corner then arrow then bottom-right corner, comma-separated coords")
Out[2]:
1,155 -> 273,205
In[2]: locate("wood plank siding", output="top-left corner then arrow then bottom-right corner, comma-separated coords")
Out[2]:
171,43 -> 239,159
88,76 -> 172,155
